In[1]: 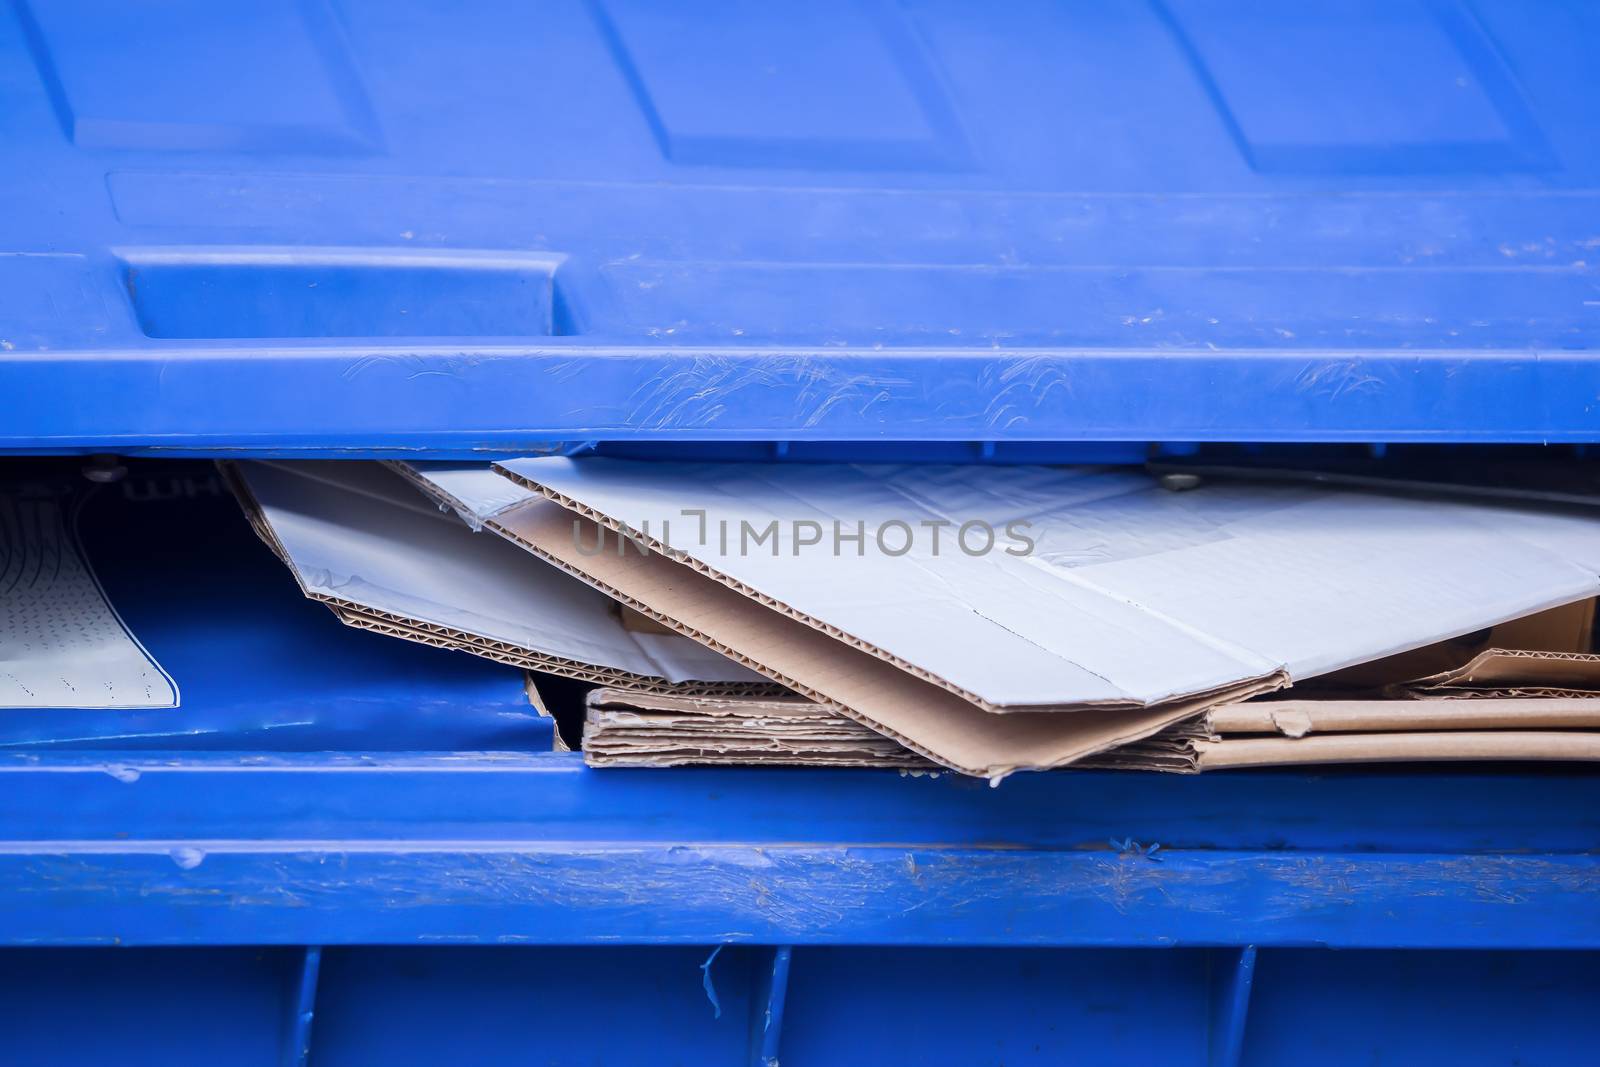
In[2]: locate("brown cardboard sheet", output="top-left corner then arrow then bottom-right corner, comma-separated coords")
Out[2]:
488,501 -> 1258,778
1393,648 -> 1600,699
580,686 -> 1206,772
1193,731 -> 1600,769
1208,696 -> 1600,737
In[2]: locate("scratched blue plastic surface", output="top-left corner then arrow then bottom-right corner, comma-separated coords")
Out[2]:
3,0 -> 1600,454
5,5 -> 1600,1062
1,754 -> 1599,1064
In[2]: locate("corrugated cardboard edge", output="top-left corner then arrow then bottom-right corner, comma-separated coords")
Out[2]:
1393,647 -> 1600,697
220,460 -> 785,699
1208,697 -> 1600,737
1414,686 -> 1600,699
1325,599 -> 1596,689
333,606 -> 785,697
583,722 -> 1205,773
1194,731 -> 1600,769
588,687 -> 831,717
483,500 -> 1265,778
221,458 -> 671,689
584,749 -> 933,769
494,464 -> 1288,715
582,685 -> 1208,772
582,687 -> 935,769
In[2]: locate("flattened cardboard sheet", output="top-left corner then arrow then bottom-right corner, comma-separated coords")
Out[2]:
223,460 -> 766,690
498,458 -> 1600,715
1318,598 -> 1595,689
477,458 -> 1600,775
1193,731 -> 1600,769
1208,696 -> 1600,737
480,501 -> 1253,777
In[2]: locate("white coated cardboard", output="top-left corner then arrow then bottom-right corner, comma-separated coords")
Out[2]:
0,485 -> 177,709
228,460 -> 761,686
497,458 -> 1600,711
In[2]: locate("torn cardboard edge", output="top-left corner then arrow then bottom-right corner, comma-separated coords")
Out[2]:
481,498 -> 1265,778
524,672 -> 571,752
490,463 -> 1287,717
220,461 -> 783,699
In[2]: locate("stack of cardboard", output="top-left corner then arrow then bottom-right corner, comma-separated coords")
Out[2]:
576,632 -> 1600,773
577,686 -> 1209,772
227,457 -> 1600,780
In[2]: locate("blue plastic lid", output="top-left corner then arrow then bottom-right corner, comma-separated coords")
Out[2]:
3,0 -> 1598,452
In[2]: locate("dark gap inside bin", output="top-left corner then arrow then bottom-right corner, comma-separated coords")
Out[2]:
0,457 -> 546,753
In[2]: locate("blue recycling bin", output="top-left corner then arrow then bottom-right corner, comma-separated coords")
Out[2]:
2,2 -> 1598,1065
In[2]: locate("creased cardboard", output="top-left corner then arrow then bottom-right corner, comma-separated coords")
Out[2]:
496,458 -> 1600,718
1316,598 -> 1595,689
476,458 -> 1600,774
481,500 -> 1252,777
392,460 -> 1241,774
222,460 -> 768,691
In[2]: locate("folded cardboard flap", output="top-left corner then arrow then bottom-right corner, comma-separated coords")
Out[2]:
225,459 -> 765,690
490,500 -> 1252,778
496,459 -> 1301,712
495,457 -> 1600,717
1319,598 -> 1596,689
1394,648 -> 1600,698
238,457 -> 1600,778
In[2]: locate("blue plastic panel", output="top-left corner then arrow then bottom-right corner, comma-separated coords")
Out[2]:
2,942 -> 1597,1066
4,1 -> 1599,453
3,750 -> 1597,948
1,753 -> 1598,1064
